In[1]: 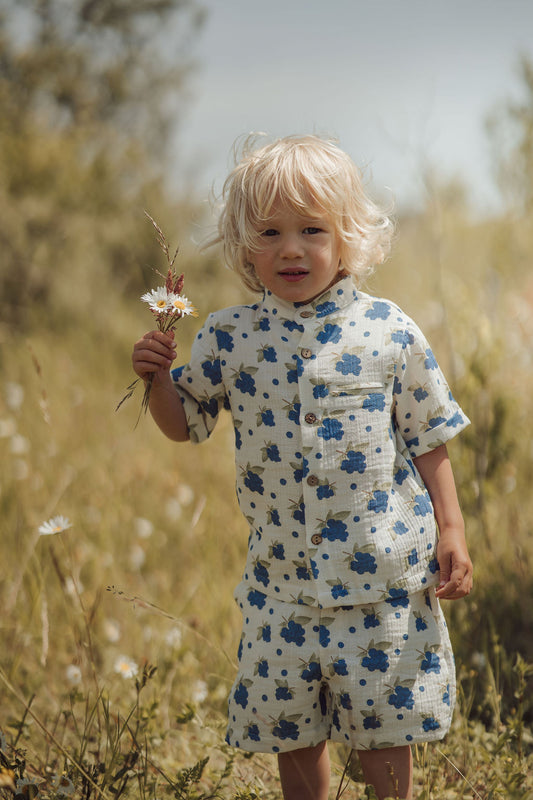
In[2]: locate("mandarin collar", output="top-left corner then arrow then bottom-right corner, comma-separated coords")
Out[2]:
259,275 -> 359,321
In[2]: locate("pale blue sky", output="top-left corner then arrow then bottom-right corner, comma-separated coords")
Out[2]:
172,0 -> 533,215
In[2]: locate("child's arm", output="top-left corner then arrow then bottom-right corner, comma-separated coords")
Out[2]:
413,444 -> 473,600
132,329 -> 190,442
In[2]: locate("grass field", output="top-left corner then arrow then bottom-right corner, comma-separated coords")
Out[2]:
1,201 -> 533,798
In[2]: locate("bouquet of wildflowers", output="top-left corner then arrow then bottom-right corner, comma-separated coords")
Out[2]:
117,213 -> 198,422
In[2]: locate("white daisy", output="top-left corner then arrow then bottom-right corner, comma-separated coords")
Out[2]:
38,516 -> 72,536
169,294 -> 198,317
141,287 -> 172,313
114,655 -> 139,679
191,679 -> 208,704
65,665 -> 82,685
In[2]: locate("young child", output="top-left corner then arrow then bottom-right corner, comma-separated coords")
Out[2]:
132,135 -> 473,800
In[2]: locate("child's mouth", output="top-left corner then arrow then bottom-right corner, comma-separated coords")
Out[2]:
279,270 -> 308,282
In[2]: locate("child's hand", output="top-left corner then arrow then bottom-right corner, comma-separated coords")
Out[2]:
132,330 -> 177,384
435,530 -> 473,600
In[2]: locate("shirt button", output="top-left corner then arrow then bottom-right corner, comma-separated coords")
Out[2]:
301,348 -> 313,359
306,475 -> 319,486
311,534 -> 323,546
304,412 -> 317,424
300,310 -> 313,318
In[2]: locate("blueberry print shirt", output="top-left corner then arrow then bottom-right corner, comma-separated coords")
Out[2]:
172,276 -> 470,609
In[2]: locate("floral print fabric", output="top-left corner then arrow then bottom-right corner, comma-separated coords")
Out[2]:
226,587 -> 455,752
172,276 -> 470,609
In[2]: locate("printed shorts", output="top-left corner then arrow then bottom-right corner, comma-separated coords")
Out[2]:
226,587 -> 455,753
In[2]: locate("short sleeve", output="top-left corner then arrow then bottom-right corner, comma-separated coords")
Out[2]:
171,314 -> 228,444
392,318 -> 470,458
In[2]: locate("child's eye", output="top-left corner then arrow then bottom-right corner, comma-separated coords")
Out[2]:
304,226 -> 323,235
261,228 -> 279,237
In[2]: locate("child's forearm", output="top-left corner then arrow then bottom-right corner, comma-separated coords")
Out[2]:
148,373 -> 190,442
413,444 -> 473,599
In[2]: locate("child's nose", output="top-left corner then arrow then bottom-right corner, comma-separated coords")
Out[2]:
280,233 -> 304,258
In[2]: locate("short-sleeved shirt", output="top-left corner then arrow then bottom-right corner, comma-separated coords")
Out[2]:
172,276 -> 470,609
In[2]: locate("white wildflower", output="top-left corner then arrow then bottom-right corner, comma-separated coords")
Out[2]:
191,679 -> 208,704
165,626 -> 183,649
103,618 -> 121,643
114,655 -> 139,679
38,516 -> 72,536
5,382 -> 24,411
65,665 -> 82,685
10,434 -> 30,455
141,287 -> 172,313
0,418 -> 17,438
169,294 -> 198,317
176,484 -> 195,506
165,498 -> 182,522
134,517 -> 154,539
52,773 -> 75,798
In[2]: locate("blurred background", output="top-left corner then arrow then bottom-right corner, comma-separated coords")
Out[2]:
1,1 -> 533,797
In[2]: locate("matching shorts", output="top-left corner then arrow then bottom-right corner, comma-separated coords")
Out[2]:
226,587 -> 455,753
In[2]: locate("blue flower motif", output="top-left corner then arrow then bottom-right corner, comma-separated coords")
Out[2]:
234,681 -> 249,708
413,494 -> 432,516
261,345 -> 278,362
272,718 -> 300,740
244,469 -> 264,495
286,355 -> 304,383
393,520 -> 409,535
332,658 -> 348,676
422,716 -> 441,732
300,660 -> 322,682
446,411 -> 464,428
295,564 -> 310,580
235,370 -> 256,395
201,357 -> 222,385
288,402 -> 301,424
391,328 -> 414,348
317,418 -> 344,441
269,508 -> 281,527
365,301 -> 391,320
260,409 -> 275,426
315,300 -> 338,317
331,582 -> 349,600
363,714 -> 382,730
280,619 -> 306,646
215,328 -> 234,352
317,483 -> 335,500
271,542 -> 285,559
339,692 -> 353,710
313,383 -> 329,399
319,625 -> 331,647
350,552 -> 378,574
253,561 -> 269,587
292,500 -> 306,525
427,415 -> 446,429
340,450 -> 367,474
283,319 -> 304,333
424,349 -> 438,370
363,393 -> 386,412
420,651 -> 441,674
265,443 -> 281,462
275,685 -> 293,701
258,317 -> 270,331
247,724 -> 261,741
413,386 -> 429,402
388,685 -> 415,709
201,398 -> 219,418
361,648 -> 389,673
317,323 -> 342,344
247,589 -> 267,609
407,548 -> 419,566
415,615 -> 428,632
335,353 -> 362,376
386,587 -> 409,608
259,623 -> 271,641
364,612 -> 380,628
322,518 -> 348,542
442,684 -> 451,706
368,489 -> 388,513
257,659 -> 269,677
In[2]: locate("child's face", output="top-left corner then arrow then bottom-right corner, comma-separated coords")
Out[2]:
248,204 -> 343,304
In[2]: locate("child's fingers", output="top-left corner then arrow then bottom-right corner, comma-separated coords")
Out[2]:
132,331 -> 177,377
435,562 -> 473,600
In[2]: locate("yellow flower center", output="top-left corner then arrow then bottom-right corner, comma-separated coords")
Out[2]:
173,299 -> 186,310
156,300 -> 167,308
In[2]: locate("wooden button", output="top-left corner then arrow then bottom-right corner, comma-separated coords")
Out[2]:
301,348 -> 313,359
300,310 -> 313,318
304,412 -> 317,424
311,534 -> 323,546
306,475 -> 319,486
